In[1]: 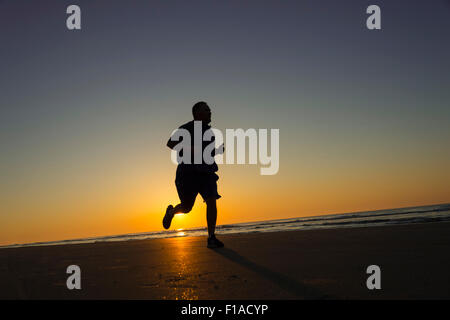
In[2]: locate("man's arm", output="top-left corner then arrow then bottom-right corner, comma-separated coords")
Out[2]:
167,129 -> 194,152
167,137 -> 178,150
167,127 -> 183,150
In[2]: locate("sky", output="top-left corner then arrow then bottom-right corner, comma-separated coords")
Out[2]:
1,0 -> 449,246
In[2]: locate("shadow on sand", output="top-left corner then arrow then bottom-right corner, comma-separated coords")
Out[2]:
212,247 -> 332,299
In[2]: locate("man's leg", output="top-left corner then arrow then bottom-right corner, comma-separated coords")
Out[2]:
163,202 -> 194,229
205,198 -> 224,248
205,198 -> 217,237
170,203 -> 193,214
199,172 -> 223,247
163,189 -> 195,230
163,170 -> 197,229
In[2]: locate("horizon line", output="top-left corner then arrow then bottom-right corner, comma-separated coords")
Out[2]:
1,201 -> 448,249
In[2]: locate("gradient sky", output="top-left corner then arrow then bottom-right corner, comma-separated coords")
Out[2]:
1,0 -> 449,246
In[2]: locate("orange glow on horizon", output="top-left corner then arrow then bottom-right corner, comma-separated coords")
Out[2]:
1,154 -> 449,246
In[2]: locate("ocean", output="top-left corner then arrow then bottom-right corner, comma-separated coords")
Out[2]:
2,203 -> 450,249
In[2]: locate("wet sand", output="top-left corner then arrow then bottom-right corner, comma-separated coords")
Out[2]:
0,222 -> 449,299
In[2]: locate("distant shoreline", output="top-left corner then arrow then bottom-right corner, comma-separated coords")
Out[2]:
1,202 -> 449,250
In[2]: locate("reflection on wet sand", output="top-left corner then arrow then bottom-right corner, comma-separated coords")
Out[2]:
166,237 -> 199,300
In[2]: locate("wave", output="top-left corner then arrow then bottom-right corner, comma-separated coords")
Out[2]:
1,203 -> 449,249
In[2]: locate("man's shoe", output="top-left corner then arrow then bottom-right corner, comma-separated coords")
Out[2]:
207,235 -> 224,248
163,205 -> 174,229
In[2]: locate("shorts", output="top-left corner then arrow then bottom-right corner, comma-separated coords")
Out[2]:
175,165 -> 221,210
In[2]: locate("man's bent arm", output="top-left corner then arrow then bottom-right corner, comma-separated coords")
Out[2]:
167,138 -> 177,150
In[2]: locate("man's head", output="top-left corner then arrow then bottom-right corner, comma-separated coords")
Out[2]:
192,101 -> 211,124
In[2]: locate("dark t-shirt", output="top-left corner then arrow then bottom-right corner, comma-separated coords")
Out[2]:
168,120 -> 218,173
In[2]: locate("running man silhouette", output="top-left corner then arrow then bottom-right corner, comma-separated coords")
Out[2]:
163,101 -> 224,248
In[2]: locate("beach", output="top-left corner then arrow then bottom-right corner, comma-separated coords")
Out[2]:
0,222 -> 449,299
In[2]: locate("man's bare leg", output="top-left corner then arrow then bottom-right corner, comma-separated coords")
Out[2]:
171,199 -> 218,237
171,203 -> 191,214
206,198 -> 217,237
206,198 -> 224,248
163,203 -> 192,229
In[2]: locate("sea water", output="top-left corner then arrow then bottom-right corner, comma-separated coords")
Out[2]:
2,203 -> 449,249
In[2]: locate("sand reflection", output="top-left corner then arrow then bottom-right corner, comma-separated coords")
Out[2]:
168,237 -> 199,300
